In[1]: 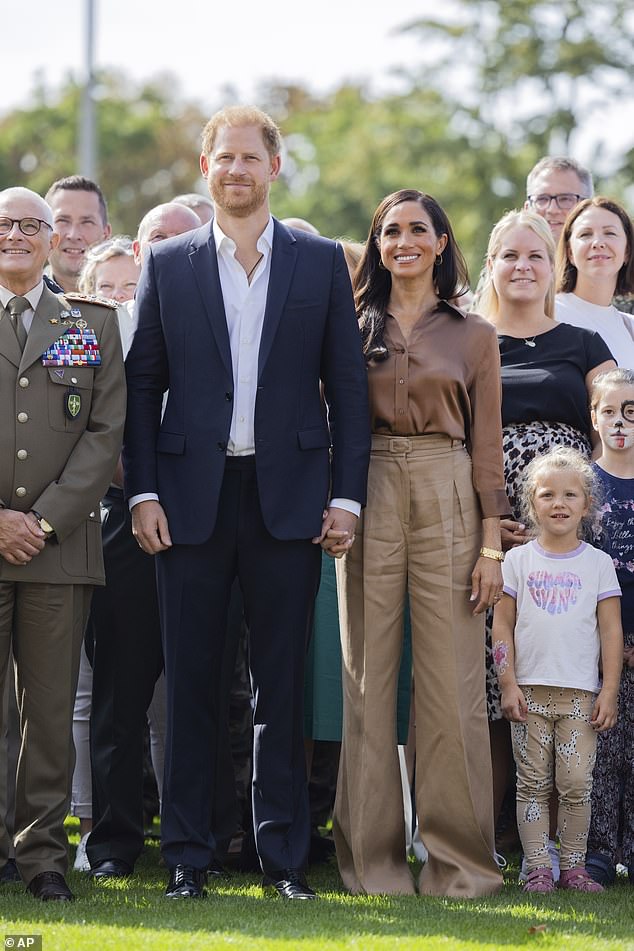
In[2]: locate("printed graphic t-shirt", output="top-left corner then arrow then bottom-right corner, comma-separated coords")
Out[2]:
502,540 -> 620,692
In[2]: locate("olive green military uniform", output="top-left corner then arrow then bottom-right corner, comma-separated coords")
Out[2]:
0,285 -> 125,884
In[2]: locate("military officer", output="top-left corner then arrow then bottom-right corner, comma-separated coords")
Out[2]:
0,187 -> 126,901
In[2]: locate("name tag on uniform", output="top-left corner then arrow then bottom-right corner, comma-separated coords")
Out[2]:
41,327 -> 102,366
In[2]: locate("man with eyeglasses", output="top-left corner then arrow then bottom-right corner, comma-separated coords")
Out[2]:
0,187 -> 125,901
524,156 -> 594,240
45,176 -> 111,294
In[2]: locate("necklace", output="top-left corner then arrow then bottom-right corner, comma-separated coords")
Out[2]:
524,336 -> 537,348
246,253 -> 264,284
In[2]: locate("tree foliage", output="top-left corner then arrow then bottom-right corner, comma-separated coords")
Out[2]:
0,1 -> 632,281
0,71 -> 207,237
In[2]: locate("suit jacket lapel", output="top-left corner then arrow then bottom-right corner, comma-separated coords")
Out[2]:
188,228 -> 233,380
21,285 -> 69,370
258,220 -> 297,381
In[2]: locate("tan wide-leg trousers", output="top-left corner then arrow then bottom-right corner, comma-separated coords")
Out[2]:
334,435 -> 503,897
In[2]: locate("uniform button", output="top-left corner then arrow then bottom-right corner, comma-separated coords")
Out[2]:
89,511 -> 95,518
16,449 -> 27,460
15,487 -> 27,498
399,378 -> 405,384
398,409 -> 405,415
17,412 -> 28,423
18,377 -> 29,388
71,377 -> 78,384
225,392 -> 233,401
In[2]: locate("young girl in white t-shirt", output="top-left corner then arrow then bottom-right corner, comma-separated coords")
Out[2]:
492,447 -> 623,893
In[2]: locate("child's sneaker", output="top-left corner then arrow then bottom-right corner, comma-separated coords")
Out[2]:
559,867 -> 604,892
519,839 -> 560,883
523,867 -> 555,893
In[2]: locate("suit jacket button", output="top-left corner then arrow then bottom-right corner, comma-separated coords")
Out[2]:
15,487 -> 27,498
225,392 -> 233,401
217,441 -> 226,451
19,377 -> 29,388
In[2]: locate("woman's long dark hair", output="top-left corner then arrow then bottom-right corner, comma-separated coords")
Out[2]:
355,190 -> 470,355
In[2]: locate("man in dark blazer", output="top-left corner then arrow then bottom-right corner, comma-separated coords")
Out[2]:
123,105 -> 370,900
0,186 -> 125,900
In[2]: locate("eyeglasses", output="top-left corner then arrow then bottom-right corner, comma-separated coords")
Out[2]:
527,193 -> 584,212
0,216 -> 53,236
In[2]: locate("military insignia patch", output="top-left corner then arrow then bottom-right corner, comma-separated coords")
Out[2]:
65,390 -> 82,419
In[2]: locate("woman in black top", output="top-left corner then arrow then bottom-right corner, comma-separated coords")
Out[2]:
474,209 -> 615,840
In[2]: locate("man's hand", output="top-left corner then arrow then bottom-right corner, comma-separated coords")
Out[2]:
313,507 -> 358,559
131,500 -> 172,554
0,509 -> 46,565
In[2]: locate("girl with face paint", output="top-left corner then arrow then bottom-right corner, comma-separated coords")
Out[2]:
586,368 -> 634,886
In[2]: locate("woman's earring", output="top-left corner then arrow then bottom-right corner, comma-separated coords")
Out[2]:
435,252 -> 443,267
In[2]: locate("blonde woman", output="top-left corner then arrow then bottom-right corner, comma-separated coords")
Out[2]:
475,209 -> 615,870
78,236 -> 139,303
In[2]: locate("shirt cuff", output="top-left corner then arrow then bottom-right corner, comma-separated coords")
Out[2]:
329,498 -> 361,518
129,492 -> 159,511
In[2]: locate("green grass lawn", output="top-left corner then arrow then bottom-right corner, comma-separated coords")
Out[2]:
1,828 -> 632,951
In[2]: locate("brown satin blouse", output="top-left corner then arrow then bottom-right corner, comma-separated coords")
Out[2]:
368,300 -> 509,518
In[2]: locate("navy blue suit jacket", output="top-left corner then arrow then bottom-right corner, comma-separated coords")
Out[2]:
123,219 -> 370,544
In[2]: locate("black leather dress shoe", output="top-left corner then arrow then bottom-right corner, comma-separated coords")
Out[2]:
0,858 -> 21,884
262,868 -> 317,900
165,864 -> 207,898
90,858 -> 133,879
208,860 -> 229,879
27,871 -> 74,902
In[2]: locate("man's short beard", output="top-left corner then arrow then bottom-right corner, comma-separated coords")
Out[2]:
210,179 -> 268,218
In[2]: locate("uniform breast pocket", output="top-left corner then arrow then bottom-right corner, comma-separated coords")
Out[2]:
47,367 -> 94,433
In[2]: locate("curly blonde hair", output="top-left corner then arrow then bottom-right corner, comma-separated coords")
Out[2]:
519,447 -> 603,538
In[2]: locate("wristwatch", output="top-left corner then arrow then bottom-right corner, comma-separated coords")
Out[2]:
31,510 -> 55,539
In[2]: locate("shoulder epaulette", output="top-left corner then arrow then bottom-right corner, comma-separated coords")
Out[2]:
61,292 -> 119,310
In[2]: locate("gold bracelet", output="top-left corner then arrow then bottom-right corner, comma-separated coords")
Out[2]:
480,546 -> 504,562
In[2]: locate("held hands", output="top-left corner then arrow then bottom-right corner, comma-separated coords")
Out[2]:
0,509 -> 45,565
131,500 -> 173,554
470,556 -> 503,615
313,507 -> 358,559
500,518 -> 530,551
590,688 -> 618,732
501,683 -> 528,723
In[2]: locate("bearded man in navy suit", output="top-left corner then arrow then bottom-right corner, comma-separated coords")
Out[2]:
123,105 -> 370,900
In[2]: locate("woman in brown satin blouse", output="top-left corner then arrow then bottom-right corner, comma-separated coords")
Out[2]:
333,190 -> 508,897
